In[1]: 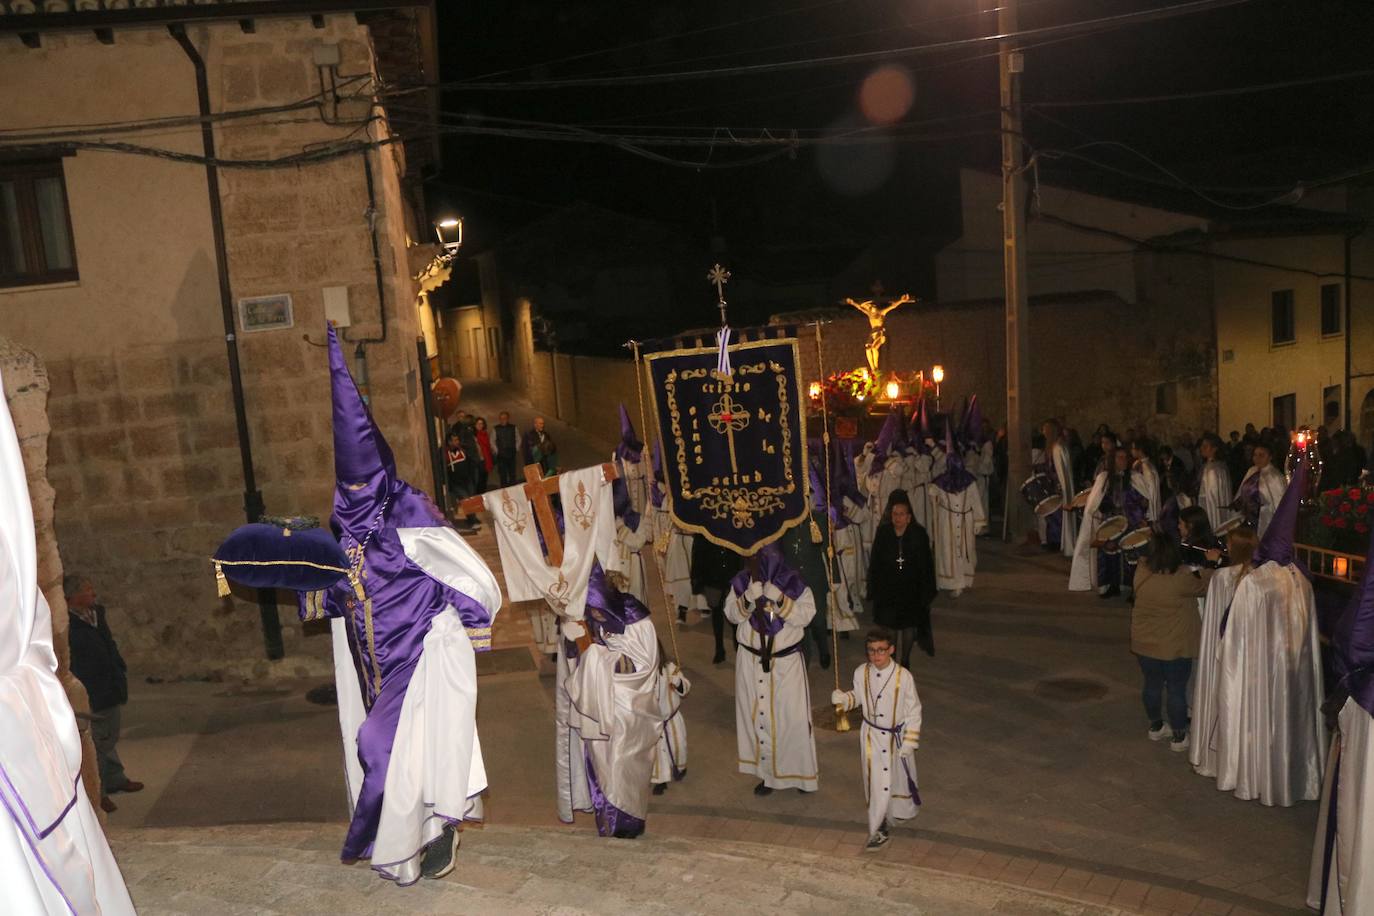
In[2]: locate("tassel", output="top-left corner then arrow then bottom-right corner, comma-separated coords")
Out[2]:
810,517 -> 823,543
214,562 -> 230,598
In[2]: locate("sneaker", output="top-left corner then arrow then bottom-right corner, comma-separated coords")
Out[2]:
865,831 -> 890,851
1170,731 -> 1190,753
420,823 -> 459,880
1147,722 -> 1168,741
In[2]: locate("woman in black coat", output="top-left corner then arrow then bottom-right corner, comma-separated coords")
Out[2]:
867,489 -> 939,668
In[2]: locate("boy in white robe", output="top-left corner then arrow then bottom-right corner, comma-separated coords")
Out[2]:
651,654 -> 690,794
724,545 -> 819,795
832,627 -> 922,850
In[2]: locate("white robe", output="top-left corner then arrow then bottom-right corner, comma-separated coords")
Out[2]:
1132,459 -> 1161,522
564,617 -> 662,830
1189,565 -> 1242,778
554,637 -> 590,823
655,498 -> 706,615
725,581 -> 819,792
834,497 -> 869,613
1238,465 -> 1288,538
927,482 -> 987,591
974,442 -> 995,520
855,446 -> 879,557
1068,471 -> 1109,592
330,527 -> 500,885
1048,441 -> 1077,557
0,366 -> 135,916
1213,561 -> 1325,806
837,662 -> 922,836
610,513 -> 651,604
904,453 -> 934,530
869,455 -> 909,528
651,664 -> 690,785
1308,698 -> 1374,915
1198,460 -> 1235,531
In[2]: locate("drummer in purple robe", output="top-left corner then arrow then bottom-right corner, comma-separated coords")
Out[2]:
303,326 -> 503,884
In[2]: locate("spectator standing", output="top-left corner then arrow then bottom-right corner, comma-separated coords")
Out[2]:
493,410 -> 519,486
472,417 -> 494,493
65,575 -> 143,813
524,416 -> 559,476
1130,533 -> 1210,753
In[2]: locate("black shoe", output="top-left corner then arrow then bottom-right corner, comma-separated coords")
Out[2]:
1099,585 -> 1121,599
840,631 -> 851,641
753,781 -> 773,797
420,824 -> 459,880
677,609 -> 687,623
819,652 -> 831,669
712,648 -> 726,665
652,783 -> 667,796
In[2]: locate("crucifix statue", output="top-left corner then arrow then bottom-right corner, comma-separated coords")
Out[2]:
459,461 -> 619,650
845,282 -> 913,377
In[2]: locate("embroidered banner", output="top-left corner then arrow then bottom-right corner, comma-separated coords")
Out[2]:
645,334 -> 809,555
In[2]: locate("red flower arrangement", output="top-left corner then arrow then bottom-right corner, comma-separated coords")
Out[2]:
1308,486 -> 1374,550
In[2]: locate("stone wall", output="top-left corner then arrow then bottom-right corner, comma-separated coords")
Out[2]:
0,18 -> 429,678
1,337 -> 102,813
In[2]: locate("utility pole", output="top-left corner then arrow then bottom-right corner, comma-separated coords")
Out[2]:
997,0 -> 1032,540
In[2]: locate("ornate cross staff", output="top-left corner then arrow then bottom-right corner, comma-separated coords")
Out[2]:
707,263 -> 731,326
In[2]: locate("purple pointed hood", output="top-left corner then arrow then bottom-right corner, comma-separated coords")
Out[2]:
1334,528 -> 1374,716
614,403 -> 643,464
612,474 -> 641,531
328,325 -> 444,536
1253,457 -> 1305,566
960,394 -> 984,448
914,397 -> 932,455
933,414 -> 977,494
870,410 -> 901,475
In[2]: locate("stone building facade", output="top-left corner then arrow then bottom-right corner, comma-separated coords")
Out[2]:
0,6 -> 438,677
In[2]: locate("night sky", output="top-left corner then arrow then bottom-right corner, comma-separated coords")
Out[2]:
424,0 -> 1374,317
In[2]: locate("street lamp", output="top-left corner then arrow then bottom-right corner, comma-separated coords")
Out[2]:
435,216 -> 463,253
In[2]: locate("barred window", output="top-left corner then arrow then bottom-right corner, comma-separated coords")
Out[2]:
0,159 -> 78,289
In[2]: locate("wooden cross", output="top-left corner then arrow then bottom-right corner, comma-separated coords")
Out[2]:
458,462 -> 619,652
459,462 -> 618,567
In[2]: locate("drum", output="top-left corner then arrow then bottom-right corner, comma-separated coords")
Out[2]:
1095,515 -> 1127,542
1068,487 -> 1093,510
1214,516 -> 1249,537
1118,526 -> 1152,562
1020,473 -> 1063,517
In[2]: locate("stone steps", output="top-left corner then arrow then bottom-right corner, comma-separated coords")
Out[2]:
110,822 -> 1119,915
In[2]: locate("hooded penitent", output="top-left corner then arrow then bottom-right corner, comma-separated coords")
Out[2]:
319,324 -> 500,874
960,394 -> 985,450
614,404 -> 643,465
933,416 -> 976,494
1253,457 -> 1306,567
870,410 -> 902,475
